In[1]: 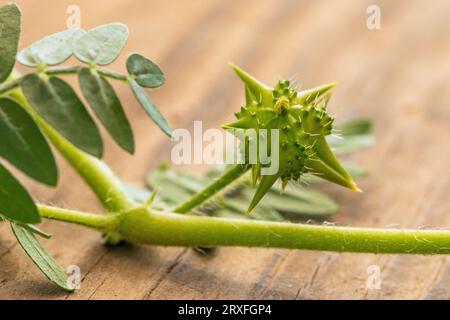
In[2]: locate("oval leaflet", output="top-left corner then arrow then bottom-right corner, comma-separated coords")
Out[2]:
73,23 -> 128,65
0,3 -> 21,83
21,74 -> 104,158
127,53 -> 165,88
0,97 -> 58,186
17,28 -> 85,67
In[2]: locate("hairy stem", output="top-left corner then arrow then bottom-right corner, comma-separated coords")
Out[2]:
173,164 -> 250,213
119,207 -> 450,254
9,88 -> 133,212
38,205 -> 118,231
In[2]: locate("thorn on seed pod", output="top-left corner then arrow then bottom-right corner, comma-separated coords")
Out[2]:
301,132 -> 311,139
281,179 -> 289,191
146,192 -> 157,206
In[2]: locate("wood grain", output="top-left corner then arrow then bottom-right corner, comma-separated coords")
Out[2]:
1,0 -> 450,300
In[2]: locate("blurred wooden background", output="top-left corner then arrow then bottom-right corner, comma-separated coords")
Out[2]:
1,0 -> 450,299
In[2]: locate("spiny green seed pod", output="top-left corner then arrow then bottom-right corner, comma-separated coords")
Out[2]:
223,64 -> 360,212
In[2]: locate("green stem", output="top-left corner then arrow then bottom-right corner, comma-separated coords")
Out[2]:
9,88 -> 133,212
38,205 -> 118,231
46,66 -> 127,81
45,66 -> 80,76
0,66 -> 127,94
173,164 -> 250,213
118,207 -> 450,254
0,77 -> 21,94
97,68 -> 128,81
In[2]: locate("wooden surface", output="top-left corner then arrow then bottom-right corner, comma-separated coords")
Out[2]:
1,0 -> 450,299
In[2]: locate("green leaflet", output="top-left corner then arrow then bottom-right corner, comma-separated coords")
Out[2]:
219,194 -> 285,222
146,164 -> 340,220
17,29 -> 85,67
18,223 -> 52,239
128,78 -> 172,137
328,134 -> 375,155
275,183 -> 337,214
127,53 -> 165,88
0,97 -> 58,186
79,68 -> 134,153
0,162 -> 40,224
328,118 -> 374,155
73,23 -> 128,65
0,3 -> 21,83
146,169 -> 194,207
21,73 -> 103,158
336,118 -> 372,136
246,185 -> 338,215
124,184 -> 154,204
11,223 -> 74,292
341,162 -> 367,178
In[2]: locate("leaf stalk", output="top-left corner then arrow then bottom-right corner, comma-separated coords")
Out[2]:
0,66 -> 127,95
38,205 -> 118,231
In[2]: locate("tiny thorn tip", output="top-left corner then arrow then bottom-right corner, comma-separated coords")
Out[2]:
351,184 -> 363,193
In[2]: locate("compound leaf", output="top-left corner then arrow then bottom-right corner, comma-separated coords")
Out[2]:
0,3 -> 21,83
328,119 -> 374,155
21,73 -> 103,157
129,78 -> 172,137
17,28 -> 85,67
0,162 -> 40,224
336,118 -> 372,136
127,53 -> 165,88
0,97 -> 58,185
11,223 -> 74,292
78,67 -> 134,153
73,23 -> 128,65
264,184 -> 338,215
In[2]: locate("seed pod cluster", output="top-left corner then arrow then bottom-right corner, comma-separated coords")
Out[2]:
223,64 -> 360,212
